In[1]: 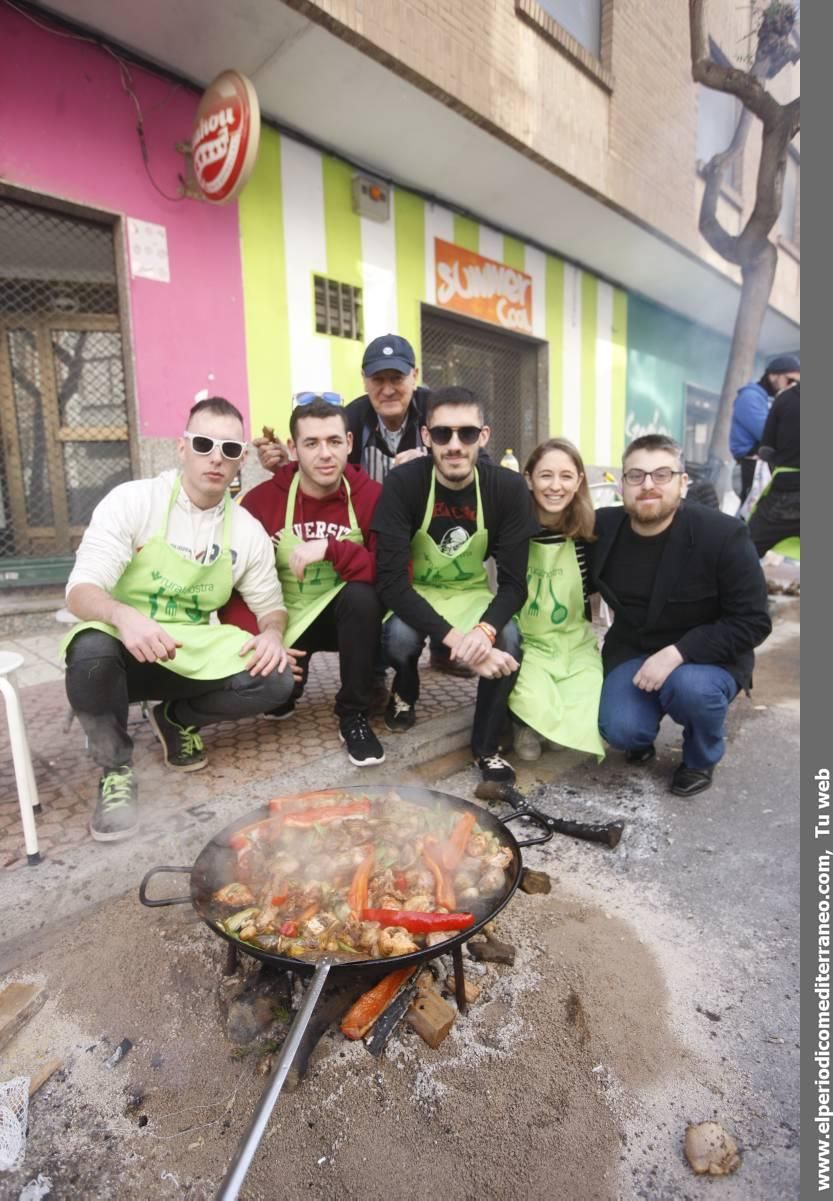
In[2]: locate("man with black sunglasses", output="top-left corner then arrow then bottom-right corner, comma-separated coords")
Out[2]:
63,398 -> 296,842
588,434 -> 771,798
220,396 -> 386,767
373,385 -> 538,784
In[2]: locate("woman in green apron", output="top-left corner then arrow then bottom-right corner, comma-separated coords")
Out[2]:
509,438 -> 605,761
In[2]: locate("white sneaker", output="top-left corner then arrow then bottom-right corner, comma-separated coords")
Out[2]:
514,724 -> 542,761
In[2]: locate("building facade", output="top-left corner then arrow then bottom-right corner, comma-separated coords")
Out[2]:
0,0 -> 799,583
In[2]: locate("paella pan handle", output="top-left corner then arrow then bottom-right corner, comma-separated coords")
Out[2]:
138,866 -> 194,907
216,958 -> 333,1201
499,809 -> 555,847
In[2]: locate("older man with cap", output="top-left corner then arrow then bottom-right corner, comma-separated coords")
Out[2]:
255,334 -> 473,680
729,353 -> 800,510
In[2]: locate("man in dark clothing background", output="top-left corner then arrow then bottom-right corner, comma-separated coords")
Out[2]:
373,385 -> 538,784
748,380 -> 800,558
729,353 -> 800,510
589,434 -> 771,798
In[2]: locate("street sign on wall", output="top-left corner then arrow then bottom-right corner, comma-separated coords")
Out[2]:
434,238 -> 533,334
191,70 -> 260,204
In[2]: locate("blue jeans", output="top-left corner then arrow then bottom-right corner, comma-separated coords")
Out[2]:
598,657 -> 739,770
382,616 -> 522,758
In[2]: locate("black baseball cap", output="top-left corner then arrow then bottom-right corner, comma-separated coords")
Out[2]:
362,334 -> 416,376
765,353 -> 800,374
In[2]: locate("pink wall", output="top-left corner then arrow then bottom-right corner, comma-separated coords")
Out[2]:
0,6 -> 250,438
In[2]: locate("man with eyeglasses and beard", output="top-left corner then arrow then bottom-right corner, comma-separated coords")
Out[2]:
372,385 -> 538,784
63,398 -> 296,843
220,394 -> 386,768
588,434 -> 771,798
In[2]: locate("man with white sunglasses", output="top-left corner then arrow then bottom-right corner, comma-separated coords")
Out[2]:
63,397 -> 295,842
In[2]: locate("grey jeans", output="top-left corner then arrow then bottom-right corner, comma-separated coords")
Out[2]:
65,629 -> 295,770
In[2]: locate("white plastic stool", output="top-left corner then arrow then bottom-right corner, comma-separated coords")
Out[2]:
0,651 -> 41,865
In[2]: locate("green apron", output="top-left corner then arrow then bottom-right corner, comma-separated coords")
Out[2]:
508,538 -> 604,758
750,466 -> 800,560
404,467 -> 494,632
276,472 -> 364,647
63,476 -> 255,680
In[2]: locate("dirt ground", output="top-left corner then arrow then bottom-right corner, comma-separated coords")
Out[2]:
0,603 -> 799,1201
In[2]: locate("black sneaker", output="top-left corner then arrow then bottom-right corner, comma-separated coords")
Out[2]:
384,692 -> 416,733
262,700 -> 296,721
625,744 -> 656,765
670,763 -> 714,797
476,754 -> 516,784
149,702 -> 207,771
339,714 -> 386,766
90,766 -> 139,842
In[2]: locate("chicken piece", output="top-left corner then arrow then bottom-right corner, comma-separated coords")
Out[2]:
404,867 -> 436,893
466,833 -> 490,859
453,870 -> 478,890
255,904 -> 280,932
377,895 -> 404,911
213,882 -> 255,906
458,886 -> 480,901
378,926 -> 419,957
425,930 -> 453,947
485,846 -> 513,871
356,921 -> 382,956
402,893 -> 433,911
240,923 -> 258,941
478,867 -> 506,894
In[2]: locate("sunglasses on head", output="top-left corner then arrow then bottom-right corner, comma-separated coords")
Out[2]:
182,431 -> 246,460
292,392 -> 344,408
427,425 -> 483,446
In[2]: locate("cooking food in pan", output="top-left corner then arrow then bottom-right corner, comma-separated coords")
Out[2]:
210,789 -> 513,962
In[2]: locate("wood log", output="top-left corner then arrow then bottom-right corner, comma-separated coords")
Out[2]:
0,982 -> 47,1054
467,937 -> 516,966
28,1059 -> 62,1097
405,988 -> 456,1048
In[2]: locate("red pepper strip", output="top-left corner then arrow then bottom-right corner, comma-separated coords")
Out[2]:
361,909 -> 475,934
340,967 -> 416,1041
279,920 -> 298,937
268,790 -> 349,814
284,801 -> 372,828
347,847 -> 375,916
297,901 -> 320,924
422,837 -> 456,910
271,890 -> 288,907
228,815 -> 284,848
443,812 -> 477,872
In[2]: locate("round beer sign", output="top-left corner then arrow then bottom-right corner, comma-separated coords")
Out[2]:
192,70 -> 260,204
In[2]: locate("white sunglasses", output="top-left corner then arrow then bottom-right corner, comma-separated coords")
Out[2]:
182,431 -> 246,460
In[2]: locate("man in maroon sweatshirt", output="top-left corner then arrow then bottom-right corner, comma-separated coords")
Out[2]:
220,397 -> 385,766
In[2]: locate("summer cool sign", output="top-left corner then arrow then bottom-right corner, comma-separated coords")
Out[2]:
435,239 -> 533,334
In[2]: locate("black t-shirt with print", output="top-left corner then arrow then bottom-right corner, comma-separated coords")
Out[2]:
428,479 -> 478,555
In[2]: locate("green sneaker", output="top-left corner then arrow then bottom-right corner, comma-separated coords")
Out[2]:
90,766 -> 139,842
149,702 -> 207,771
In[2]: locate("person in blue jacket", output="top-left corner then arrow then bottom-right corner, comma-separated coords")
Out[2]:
729,353 -> 800,509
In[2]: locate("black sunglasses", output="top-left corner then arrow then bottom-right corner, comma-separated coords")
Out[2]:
183,431 -> 246,461
427,425 -> 483,446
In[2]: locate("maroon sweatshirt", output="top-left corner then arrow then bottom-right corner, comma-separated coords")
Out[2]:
219,463 -> 381,635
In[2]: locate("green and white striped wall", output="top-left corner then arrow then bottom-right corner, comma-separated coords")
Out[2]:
239,127 -> 628,466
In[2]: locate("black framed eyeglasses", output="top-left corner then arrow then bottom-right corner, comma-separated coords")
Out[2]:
427,425 -> 483,446
622,467 -> 683,486
182,431 -> 246,461
292,391 -> 344,408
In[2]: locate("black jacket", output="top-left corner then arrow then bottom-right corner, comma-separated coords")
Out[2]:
587,502 -> 771,690
345,387 -> 431,470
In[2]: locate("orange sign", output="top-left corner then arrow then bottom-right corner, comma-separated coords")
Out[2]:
434,239 -> 533,334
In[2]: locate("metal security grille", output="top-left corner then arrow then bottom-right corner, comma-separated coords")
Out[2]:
0,198 -> 132,568
420,307 -> 545,468
313,275 -> 363,341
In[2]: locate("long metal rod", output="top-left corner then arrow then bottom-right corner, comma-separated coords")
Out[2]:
215,959 -> 333,1201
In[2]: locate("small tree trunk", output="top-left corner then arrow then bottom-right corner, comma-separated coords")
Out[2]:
707,240 -> 777,483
